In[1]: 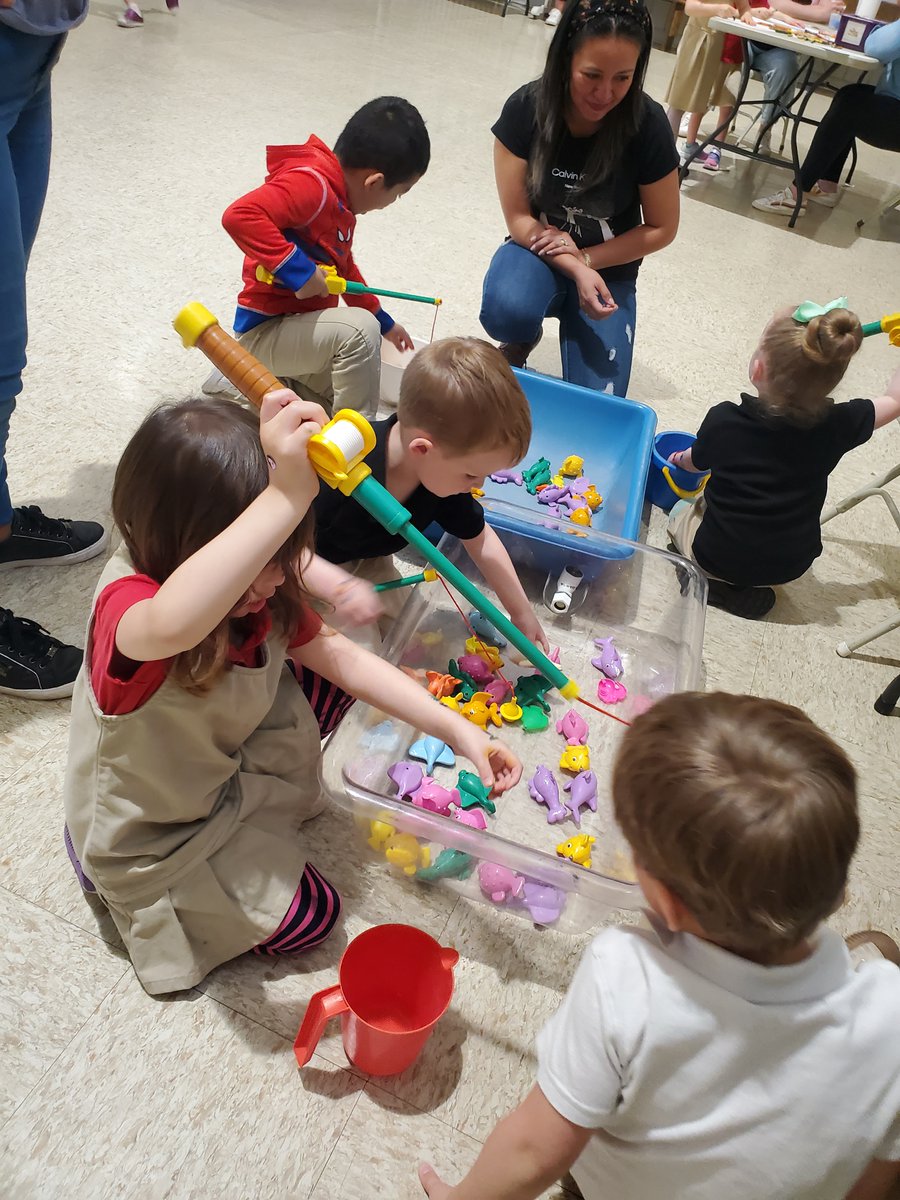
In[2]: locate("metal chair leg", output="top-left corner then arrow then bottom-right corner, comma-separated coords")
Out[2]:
874,671 -> 900,716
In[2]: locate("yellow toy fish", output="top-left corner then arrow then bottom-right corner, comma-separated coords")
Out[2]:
560,455 -> 585,477
569,506 -> 592,527
459,692 -> 502,729
582,485 -> 603,511
440,694 -> 462,711
556,833 -> 596,869
464,637 -> 503,669
367,819 -> 395,852
384,833 -> 431,876
559,745 -> 591,774
551,473 -> 564,487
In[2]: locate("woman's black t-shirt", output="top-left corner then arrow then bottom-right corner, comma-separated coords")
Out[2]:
491,82 -> 678,282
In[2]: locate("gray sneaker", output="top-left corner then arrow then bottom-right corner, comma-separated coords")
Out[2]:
201,368 -> 241,400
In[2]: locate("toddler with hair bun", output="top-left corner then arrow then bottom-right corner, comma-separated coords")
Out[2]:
667,304 -> 900,618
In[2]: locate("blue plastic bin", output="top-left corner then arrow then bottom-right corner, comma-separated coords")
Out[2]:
480,370 -> 657,555
645,431 -> 709,513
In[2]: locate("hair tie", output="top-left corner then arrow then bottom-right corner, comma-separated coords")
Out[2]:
792,297 -> 849,325
570,0 -> 653,42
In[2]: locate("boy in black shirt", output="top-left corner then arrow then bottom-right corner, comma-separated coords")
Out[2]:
303,337 -> 549,650
667,305 -> 900,619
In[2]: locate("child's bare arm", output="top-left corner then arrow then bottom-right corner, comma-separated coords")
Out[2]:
462,526 -> 550,652
684,0 -> 739,19
768,0 -> 844,24
290,629 -> 522,792
116,393 -> 325,663
844,1158 -> 900,1200
418,1086 -> 593,1200
872,363 -> 900,430
668,446 -> 696,470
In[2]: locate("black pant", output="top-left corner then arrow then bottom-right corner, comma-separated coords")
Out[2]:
800,83 -> 900,191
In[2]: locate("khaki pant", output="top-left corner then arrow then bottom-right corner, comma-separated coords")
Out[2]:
239,307 -> 381,417
667,497 -> 706,564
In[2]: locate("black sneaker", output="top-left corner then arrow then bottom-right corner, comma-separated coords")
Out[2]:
498,330 -> 543,369
0,505 -> 107,570
0,608 -> 83,699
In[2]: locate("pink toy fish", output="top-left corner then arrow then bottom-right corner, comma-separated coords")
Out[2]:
453,806 -> 488,830
478,862 -> 525,904
483,677 -> 511,706
387,760 -> 424,801
597,678 -> 627,704
556,709 -> 589,746
592,636 -> 623,679
412,779 -> 460,815
528,765 -> 568,825
457,654 -> 495,685
563,770 -> 597,827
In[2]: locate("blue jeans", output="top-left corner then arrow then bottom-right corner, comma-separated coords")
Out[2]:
480,240 -> 637,396
746,43 -> 799,130
0,27 -> 63,526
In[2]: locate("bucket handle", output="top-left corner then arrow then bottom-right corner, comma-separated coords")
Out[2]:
662,465 -> 709,501
441,947 -> 460,971
294,984 -> 348,1069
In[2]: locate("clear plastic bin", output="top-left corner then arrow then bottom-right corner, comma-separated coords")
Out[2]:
320,505 -> 707,934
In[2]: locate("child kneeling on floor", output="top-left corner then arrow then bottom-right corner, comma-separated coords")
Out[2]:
420,692 -> 900,1200
667,304 -> 900,618
303,337 -> 549,651
63,392 -> 520,997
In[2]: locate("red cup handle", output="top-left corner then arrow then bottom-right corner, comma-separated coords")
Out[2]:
293,984 -> 349,1069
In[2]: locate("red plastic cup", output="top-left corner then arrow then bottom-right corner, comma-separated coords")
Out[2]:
293,923 -> 460,1076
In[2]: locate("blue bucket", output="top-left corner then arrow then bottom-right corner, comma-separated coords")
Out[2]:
645,432 -> 710,512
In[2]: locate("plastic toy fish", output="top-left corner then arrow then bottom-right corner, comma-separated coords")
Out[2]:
570,507 -> 592,527
456,654 -> 495,685
582,485 -> 603,511
420,631 -> 444,647
409,736 -> 456,773
483,677 -> 511,706
426,670 -> 462,699
592,636 -> 623,679
456,769 -> 496,814
417,848 -> 475,882
556,832 -> 596,869
412,779 -> 460,815
367,819 -> 395,852
384,833 -> 431,876
447,661 -> 479,702
563,770 -> 597,827
522,457 -> 552,495
387,761 -> 424,802
490,469 -> 523,487
464,638 -> 503,670
515,674 -> 553,713
362,720 -> 400,754
597,679 -> 627,704
453,806 -> 488,830
528,765 -> 568,824
458,693 -> 502,730
556,709 -> 589,746
521,880 -> 567,925
478,862 -> 525,903
520,704 -> 550,732
560,455 -> 584,477
551,473 -> 564,487
468,611 -> 507,647
560,745 -> 591,774
470,487 -> 485,498
549,646 -> 561,664
440,694 -> 461,712
537,484 -> 572,506
559,492 -> 586,513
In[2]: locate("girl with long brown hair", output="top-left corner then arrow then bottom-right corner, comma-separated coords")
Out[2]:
63,390 -> 521,996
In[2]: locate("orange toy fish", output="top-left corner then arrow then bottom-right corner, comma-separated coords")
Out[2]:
426,670 -> 462,699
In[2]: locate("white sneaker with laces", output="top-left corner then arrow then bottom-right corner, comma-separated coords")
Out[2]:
545,6 -> 562,25
752,185 -> 806,216
808,184 -> 839,208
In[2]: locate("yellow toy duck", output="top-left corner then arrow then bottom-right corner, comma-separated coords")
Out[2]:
556,833 -> 596,869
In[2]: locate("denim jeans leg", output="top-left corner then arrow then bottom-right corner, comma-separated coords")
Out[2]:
747,44 -> 799,129
559,277 -> 637,395
0,28 -> 58,526
479,241 -> 567,345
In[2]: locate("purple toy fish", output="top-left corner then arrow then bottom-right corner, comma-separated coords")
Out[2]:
483,677 -> 511,705
559,493 -> 586,513
570,476 -> 590,494
563,770 -> 598,827
453,806 -> 488,830
490,468 -> 523,486
528,765 -> 568,825
456,654 -> 495,685
478,862 -> 525,904
537,484 -> 571,506
592,636 -> 623,679
387,760 -> 424,802
521,880 -> 567,925
412,779 -> 460,815
556,709 -> 589,746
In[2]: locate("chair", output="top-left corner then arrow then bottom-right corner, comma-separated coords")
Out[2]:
857,187 -> 900,230
820,462 -> 900,657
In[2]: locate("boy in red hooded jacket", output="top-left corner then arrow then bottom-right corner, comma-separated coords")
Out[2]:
208,97 -> 430,416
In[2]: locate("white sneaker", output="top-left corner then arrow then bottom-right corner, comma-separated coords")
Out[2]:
808,184 -> 839,208
678,114 -> 690,138
752,185 -> 806,216
545,7 -> 562,25
528,2 -> 549,16
117,5 -> 143,26
201,368 -> 241,399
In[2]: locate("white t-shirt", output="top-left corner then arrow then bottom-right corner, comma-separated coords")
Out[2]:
537,924 -> 900,1199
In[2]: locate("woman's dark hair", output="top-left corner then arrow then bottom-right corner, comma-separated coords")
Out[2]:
112,398 -> 315,694
529,0 -> 653,199
334,96 -> 431,187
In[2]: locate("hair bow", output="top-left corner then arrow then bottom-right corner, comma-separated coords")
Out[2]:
792,298 -> 849,324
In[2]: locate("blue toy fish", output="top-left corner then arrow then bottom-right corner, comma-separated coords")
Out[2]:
468,611 -> 507,648
409,735 -> 456,774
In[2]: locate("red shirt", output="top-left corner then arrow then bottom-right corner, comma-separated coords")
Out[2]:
89,575 -> 323,716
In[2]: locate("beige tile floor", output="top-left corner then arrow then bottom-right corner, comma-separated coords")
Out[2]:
1,0 -> 898,1195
